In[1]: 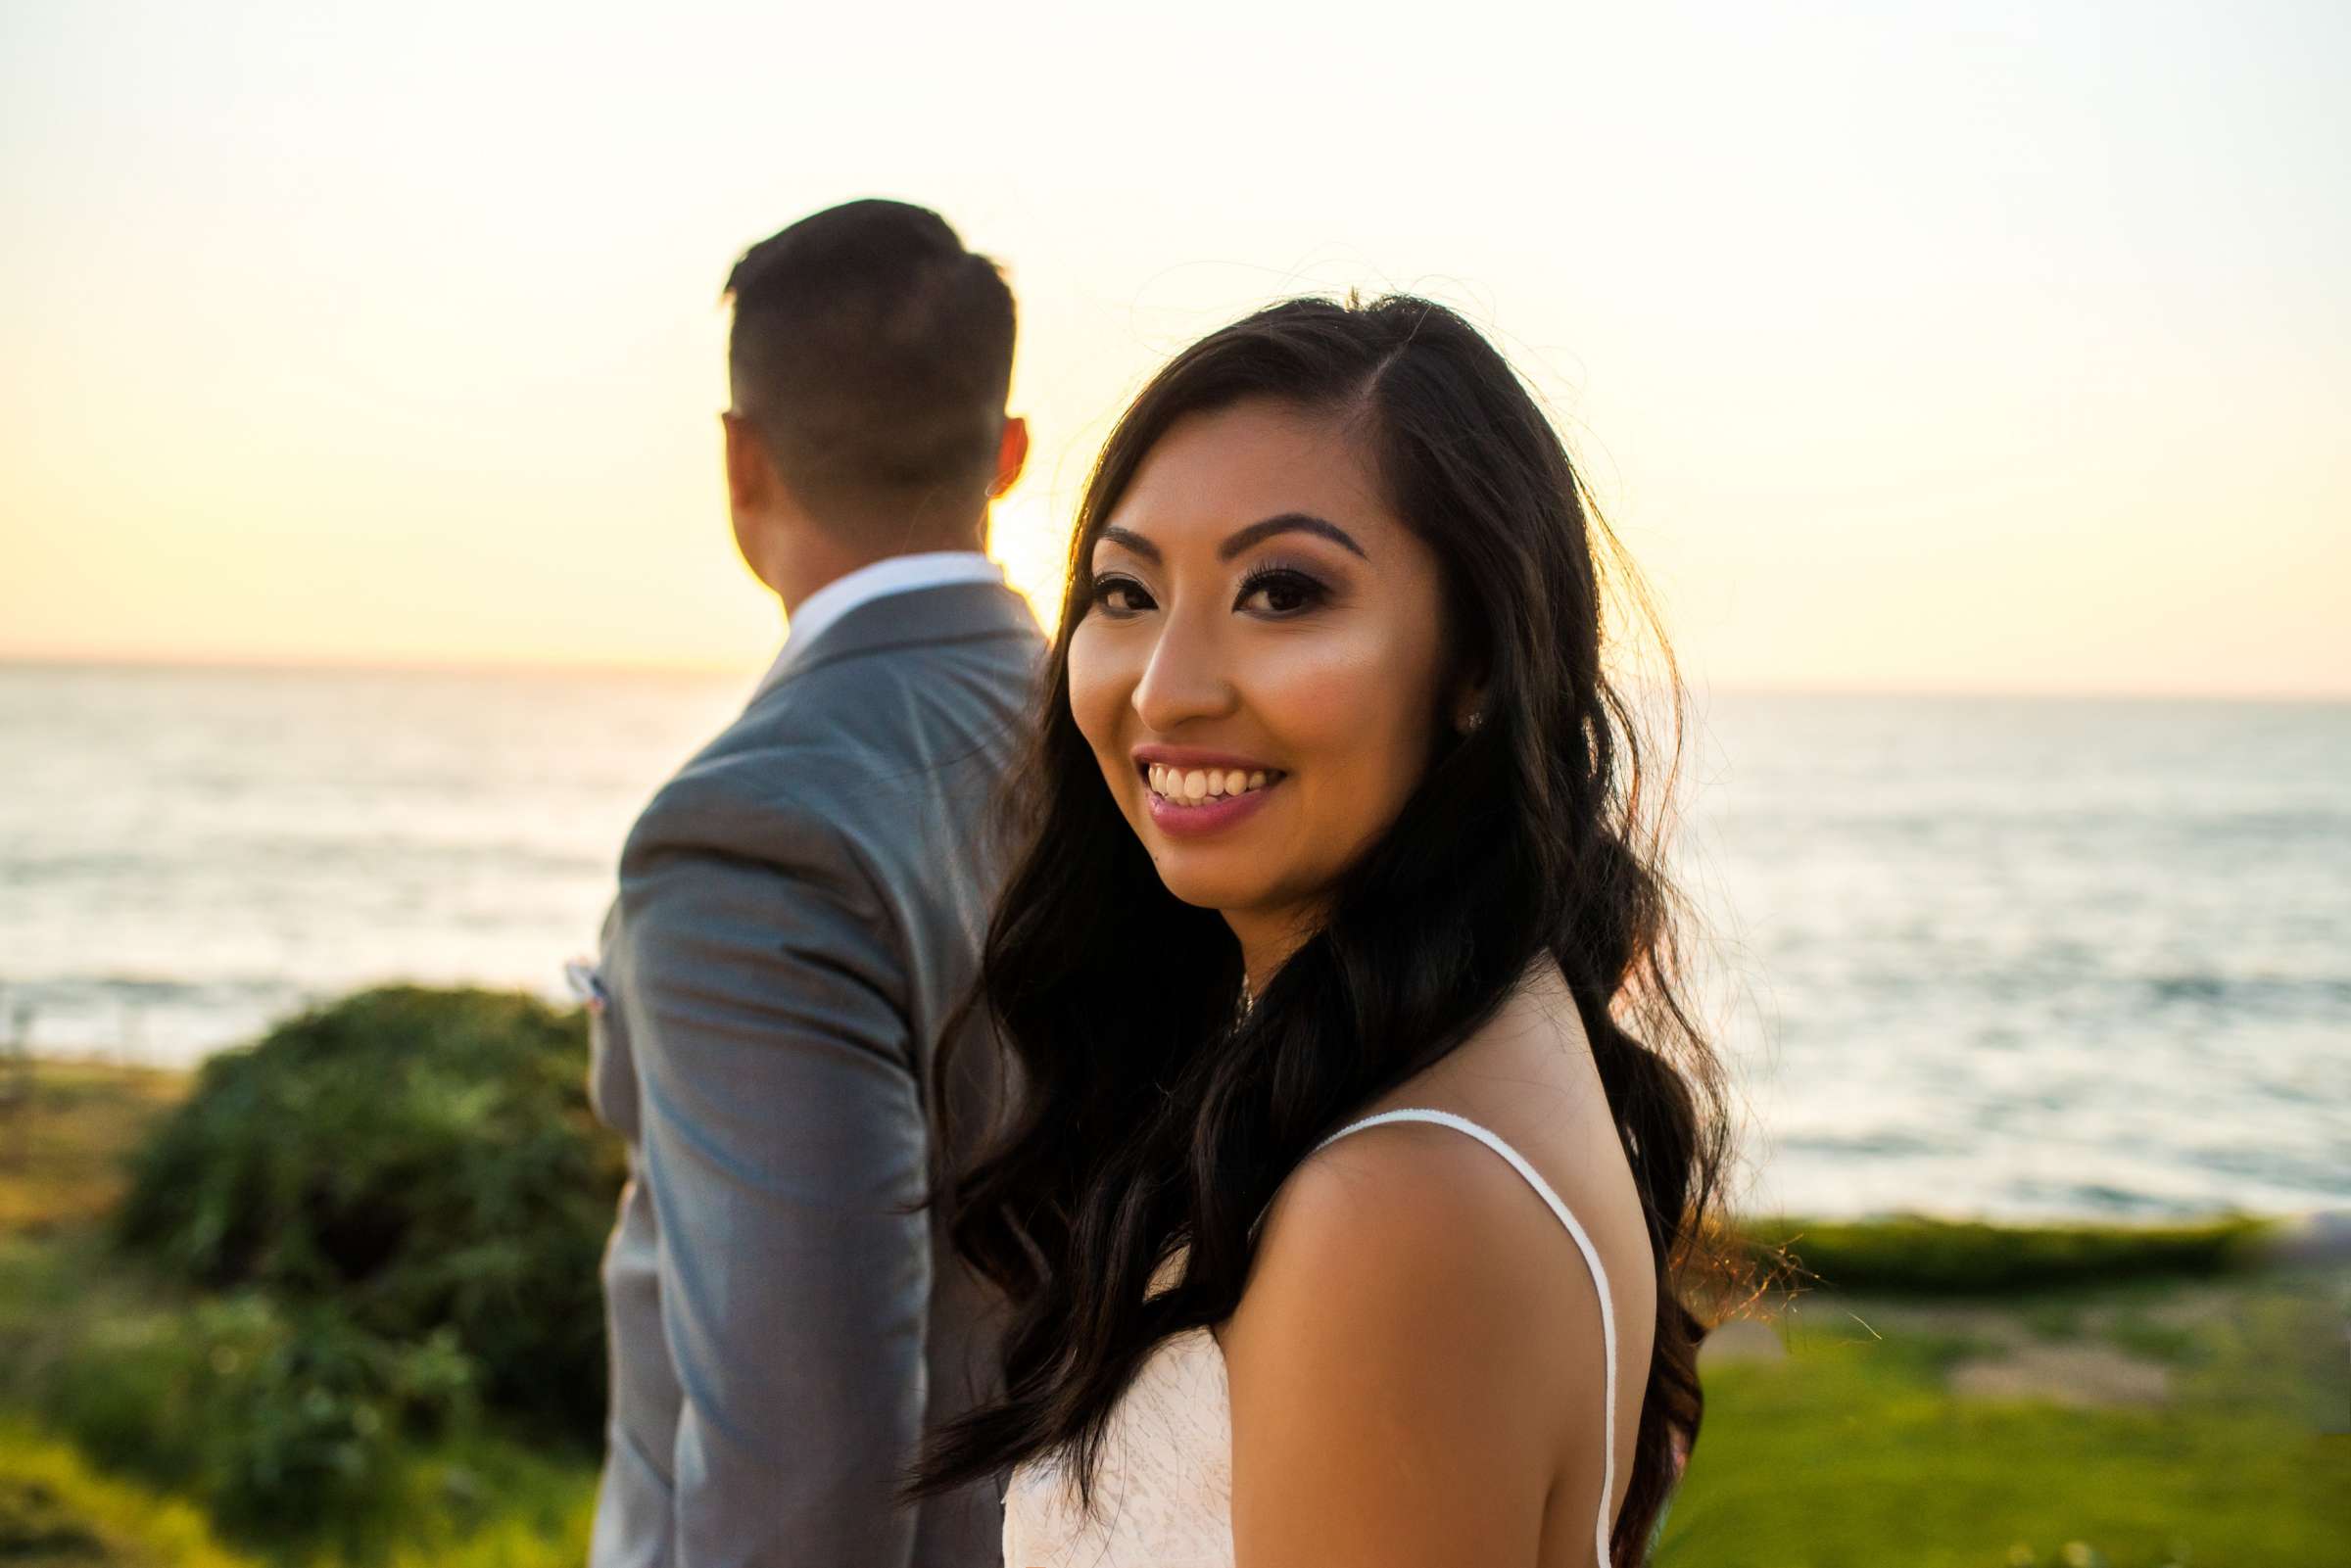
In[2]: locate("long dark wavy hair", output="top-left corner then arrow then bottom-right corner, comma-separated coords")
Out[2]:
901,293 -> 1742,1565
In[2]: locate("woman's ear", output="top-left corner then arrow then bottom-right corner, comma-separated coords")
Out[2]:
1452,679 -> 1490,735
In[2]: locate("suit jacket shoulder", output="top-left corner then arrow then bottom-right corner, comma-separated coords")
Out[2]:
624,579 -> 1044,877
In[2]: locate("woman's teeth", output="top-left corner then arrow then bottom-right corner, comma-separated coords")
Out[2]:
1147,763 -> 1274,804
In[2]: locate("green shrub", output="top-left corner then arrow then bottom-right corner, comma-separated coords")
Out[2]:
1,1239 -> 479,1552
114,986 -> 624,1445
1739,1212 -> 2278,1296
2,1236 -> 595,1561
52,1297 -> 473,1548
201,1307 -> 476,1545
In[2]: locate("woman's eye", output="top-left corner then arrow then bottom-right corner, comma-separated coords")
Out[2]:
1236,566 -> 1327,617
1088,574 -> 1154,616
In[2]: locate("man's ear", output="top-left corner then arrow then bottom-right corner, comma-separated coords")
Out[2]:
721,409 -> 771,517
988,414 -> 1030,499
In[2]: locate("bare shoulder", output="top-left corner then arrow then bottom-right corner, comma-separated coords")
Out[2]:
1219,1117 -> 1609,1565
1232,1116 -> 1596,1365
1218,965 -> 1653,1564
1229,1095 -> 1624,1364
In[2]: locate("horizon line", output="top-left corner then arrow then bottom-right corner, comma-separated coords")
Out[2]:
1,649 -> 2344,705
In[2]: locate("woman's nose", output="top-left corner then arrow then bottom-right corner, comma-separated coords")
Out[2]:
1129,605 -> 1237,732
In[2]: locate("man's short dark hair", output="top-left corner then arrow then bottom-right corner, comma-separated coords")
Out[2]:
724,200 -> 1016,534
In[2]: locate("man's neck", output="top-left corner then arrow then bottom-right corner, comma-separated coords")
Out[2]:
772,521 -> 989,617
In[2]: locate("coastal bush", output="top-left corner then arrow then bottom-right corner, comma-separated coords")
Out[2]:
33,1292 -> 470,1547
1742,1212 -> 2276,1296
114,985 -> 624,1444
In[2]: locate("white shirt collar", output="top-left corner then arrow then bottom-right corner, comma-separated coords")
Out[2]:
752,548 -> 1008,699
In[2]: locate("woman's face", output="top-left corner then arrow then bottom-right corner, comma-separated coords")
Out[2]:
1067,396 -> 1468,947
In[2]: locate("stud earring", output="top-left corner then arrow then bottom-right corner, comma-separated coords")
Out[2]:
1461,707 -> 1486,734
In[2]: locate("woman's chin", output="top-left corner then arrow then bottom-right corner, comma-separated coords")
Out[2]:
1155,874 -> 1251,912
1151,863 -> 1278,916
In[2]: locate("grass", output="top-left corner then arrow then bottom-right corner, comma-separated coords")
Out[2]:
0,1418 -> 257,1567
0,1413 -> 592,1568
0,1059 -> 187,1233
1658,1335 -> 2343,1566
1657,1266 -> 2351,1567
313,1432 -> 596,1568
0,1228 -> 601,1566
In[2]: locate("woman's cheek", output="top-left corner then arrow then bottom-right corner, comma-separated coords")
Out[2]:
1255,636 -> 1397,759
1291,641 -> 1432,861
1065,630 -> 1118,748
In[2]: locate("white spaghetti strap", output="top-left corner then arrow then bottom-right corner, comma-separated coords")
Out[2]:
1308,1107 -> 1620,1568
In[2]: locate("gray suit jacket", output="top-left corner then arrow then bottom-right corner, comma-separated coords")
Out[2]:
587,578 -> 1046,1568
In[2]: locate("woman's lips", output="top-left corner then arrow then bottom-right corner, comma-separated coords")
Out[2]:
1141,770 -> 1282,837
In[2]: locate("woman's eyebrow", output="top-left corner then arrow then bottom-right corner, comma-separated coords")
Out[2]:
1219,512 -> 1369,561
1096,512 -> 1369,564
1092,526 -> 1158,561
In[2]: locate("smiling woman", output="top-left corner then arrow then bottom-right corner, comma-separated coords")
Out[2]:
1071,400 -> 1469,939
902,294 -> 1742,1568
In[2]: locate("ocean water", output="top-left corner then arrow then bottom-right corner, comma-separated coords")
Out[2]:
2,662 -> 2343,1223
1676,691 -> 2348,1223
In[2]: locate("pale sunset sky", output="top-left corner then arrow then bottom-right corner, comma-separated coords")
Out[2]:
2,1 -> 2343,695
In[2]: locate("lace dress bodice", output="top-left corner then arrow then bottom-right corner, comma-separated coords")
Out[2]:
1000,1319 -> 1235,1568
1000,1108 -> 1624,1568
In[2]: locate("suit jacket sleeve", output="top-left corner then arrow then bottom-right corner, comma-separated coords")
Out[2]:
620,795 -> 930,1568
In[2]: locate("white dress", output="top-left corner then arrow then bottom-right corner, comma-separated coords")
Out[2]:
1001,1107 -> 1624,1568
